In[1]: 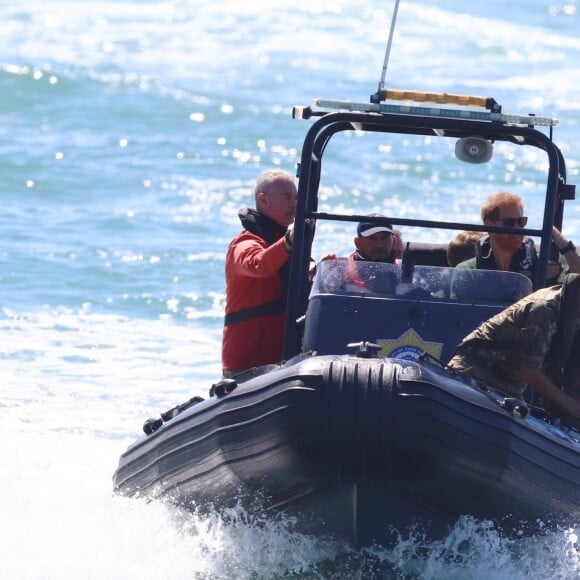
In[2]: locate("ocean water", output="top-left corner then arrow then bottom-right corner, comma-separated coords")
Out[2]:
1,1 -> 579,578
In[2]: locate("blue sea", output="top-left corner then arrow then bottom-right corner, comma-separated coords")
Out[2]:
1,1 -> 579,578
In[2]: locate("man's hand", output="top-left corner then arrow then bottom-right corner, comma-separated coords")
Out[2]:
284,223 -> 294,252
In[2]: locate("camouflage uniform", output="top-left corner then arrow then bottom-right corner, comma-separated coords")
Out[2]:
448,286 -> 561,396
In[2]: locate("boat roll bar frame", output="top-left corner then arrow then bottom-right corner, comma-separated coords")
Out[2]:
283,97 -> 575,361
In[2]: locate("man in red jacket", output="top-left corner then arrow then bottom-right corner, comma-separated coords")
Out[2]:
222,169 -> 298,377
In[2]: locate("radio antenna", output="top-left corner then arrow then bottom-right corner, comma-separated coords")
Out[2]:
371,0 -> 401,103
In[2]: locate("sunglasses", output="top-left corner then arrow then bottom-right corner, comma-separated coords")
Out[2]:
497,216 -> 528,228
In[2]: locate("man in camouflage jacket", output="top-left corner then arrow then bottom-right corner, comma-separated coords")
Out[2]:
448,281 -> 580,422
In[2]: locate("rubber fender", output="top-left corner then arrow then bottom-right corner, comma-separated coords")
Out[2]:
143,417 -> 163,435
209,378 -> 238,398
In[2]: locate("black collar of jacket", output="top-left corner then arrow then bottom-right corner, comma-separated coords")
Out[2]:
353,250 -> 395,263
239,208 -> 286,244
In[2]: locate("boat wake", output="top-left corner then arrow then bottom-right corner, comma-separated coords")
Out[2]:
1,424 -> 576,579
128,500 -> 579,579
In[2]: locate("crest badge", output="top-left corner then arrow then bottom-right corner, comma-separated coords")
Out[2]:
377,328 -> 443,361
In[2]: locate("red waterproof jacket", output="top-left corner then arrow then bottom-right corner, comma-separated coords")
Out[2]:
221,209 -> 291,373
344,251 -> 396,291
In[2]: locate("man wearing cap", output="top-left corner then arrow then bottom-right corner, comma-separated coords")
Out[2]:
344,215 -> 398,291
353,218 -> 396,263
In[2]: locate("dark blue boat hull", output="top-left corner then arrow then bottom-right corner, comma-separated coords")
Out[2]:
113,355 -> 580,545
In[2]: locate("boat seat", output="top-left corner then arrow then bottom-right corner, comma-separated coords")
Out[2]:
405,242 -> 449,267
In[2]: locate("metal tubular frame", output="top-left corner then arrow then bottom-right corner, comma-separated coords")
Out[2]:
283,109 -> 570,360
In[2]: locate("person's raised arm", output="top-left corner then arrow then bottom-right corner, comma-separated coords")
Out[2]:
553,226 -> 580,274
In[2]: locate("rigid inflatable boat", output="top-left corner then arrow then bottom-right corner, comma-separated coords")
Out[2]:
114,88 -> 580,546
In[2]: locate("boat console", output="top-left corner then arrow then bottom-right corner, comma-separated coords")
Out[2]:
303,258 -> 532,362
